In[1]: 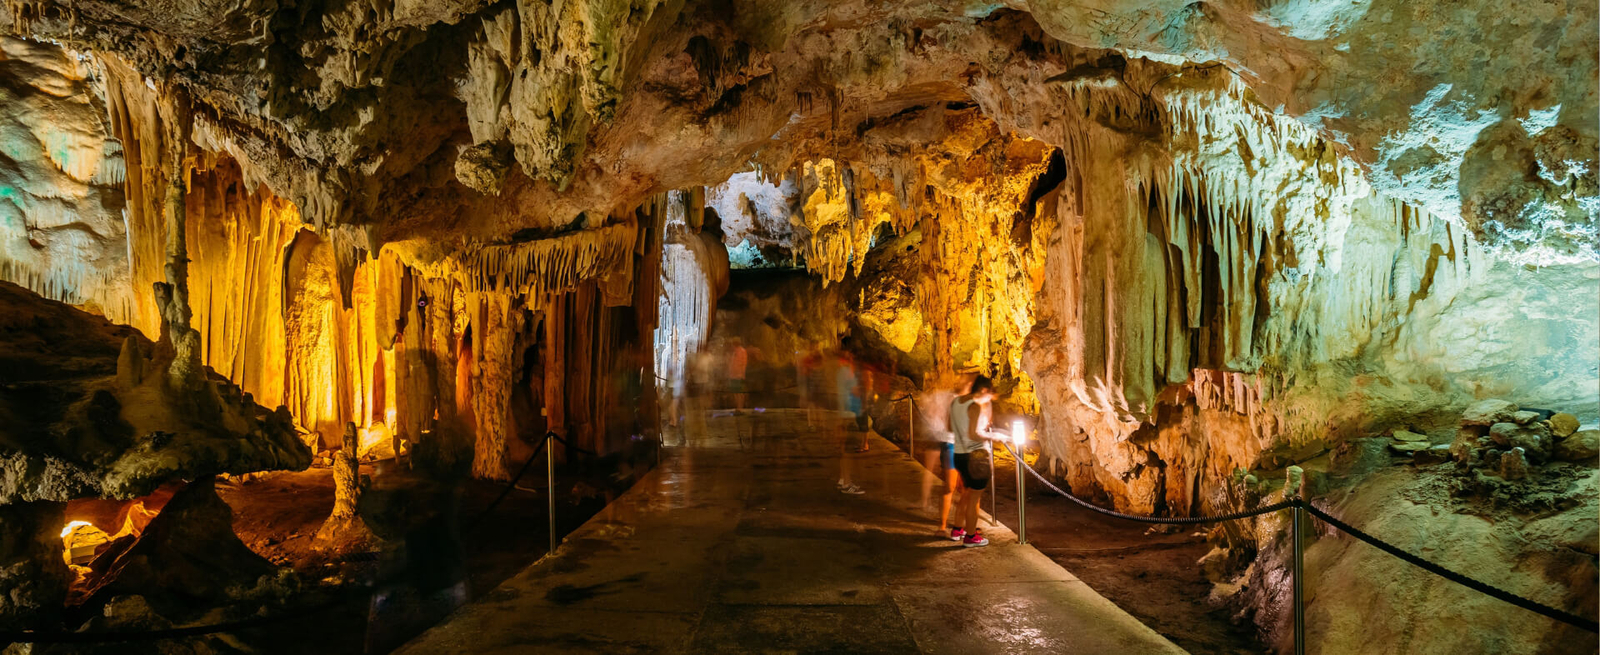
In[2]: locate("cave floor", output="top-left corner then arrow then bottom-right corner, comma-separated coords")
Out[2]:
397,409 -> 1186,654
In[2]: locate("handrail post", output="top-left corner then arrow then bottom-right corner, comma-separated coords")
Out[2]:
1292,500 -> 1305,655
548,432 -> 557,557
1014,445 -> 1027,545
907,398 -> 914,461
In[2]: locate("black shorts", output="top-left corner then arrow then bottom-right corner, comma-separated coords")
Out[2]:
951,452 -> 989,490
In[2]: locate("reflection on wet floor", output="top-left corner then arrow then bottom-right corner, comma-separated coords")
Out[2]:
398,409 -> 1185,654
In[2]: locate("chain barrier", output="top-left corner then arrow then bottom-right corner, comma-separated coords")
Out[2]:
1301,503 -> 1598,632
1003,443 -> 1296,524
1,430 -> 589,645
1006,447 -> 1599,634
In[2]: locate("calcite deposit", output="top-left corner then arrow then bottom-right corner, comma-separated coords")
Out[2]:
0,0 -> 1590,650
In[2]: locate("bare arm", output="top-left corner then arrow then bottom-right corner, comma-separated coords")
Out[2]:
967,404 -> 1006,442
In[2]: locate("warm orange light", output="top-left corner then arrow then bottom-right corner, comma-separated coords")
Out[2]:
60,520 -> 92,539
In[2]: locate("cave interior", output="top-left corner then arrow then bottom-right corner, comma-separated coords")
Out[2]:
0,0 -> 1595,653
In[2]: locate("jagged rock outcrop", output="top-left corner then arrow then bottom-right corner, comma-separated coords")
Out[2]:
0,281 -> 310,505
0,280 -> 309,627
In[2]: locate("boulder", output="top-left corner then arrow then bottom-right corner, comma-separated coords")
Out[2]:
1548,413 -> 1580,438
1461,399 -> 1519,427
1489,422 -> 1552,462
1511,411 -> 1540,425
1500,448 -> 1529,480
1554,430 -> 1599,463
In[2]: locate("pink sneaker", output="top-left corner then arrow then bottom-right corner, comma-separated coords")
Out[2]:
948,528 -> 965,542
963,532 -> 989,548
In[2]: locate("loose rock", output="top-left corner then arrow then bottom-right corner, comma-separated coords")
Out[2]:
1413,445 -> 1453,466
1449,431 -> 1478,464
1554,429 -> 1599,463
1510,411 -> 1540,425
1481,449 -> 1503,470
1390,441 -> 1430,454
1491,422 -> 1552,462
1500,447 -> 1529,480
1461,399 -> 1519,426
1547,412 -> 1580,438
1392,429 -> 1428,442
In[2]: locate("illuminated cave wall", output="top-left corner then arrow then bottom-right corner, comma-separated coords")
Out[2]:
0,37 -> 131,324
706,60 -> 1597,519
0,44 -> 663,478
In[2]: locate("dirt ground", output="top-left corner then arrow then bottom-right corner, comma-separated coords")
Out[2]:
981,456 -> 1269,655
212,456 -> 626,653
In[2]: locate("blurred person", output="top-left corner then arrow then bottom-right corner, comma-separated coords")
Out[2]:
799,346 -> 826,426
727,337 -> 749,411
835,350 -> 865,495
949,375 -> 1007,547
916,384 -> 962,537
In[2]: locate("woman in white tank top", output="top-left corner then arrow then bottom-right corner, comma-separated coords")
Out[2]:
946,375 -> 1005,547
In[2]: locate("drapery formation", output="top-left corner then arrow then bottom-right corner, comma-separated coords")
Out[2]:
66,53 -> 666,480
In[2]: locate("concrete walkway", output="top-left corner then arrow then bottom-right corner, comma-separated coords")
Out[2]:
398,409 -> 1186,654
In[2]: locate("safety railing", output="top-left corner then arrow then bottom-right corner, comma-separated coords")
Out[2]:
0,430 -> 599,645
996,442 -> 1600,654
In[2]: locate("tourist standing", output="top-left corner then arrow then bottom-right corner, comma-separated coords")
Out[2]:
949,375 -> 1006,547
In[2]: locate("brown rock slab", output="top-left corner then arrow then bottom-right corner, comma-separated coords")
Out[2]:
1461,399 -> 1519,427
1554,430 -> 1599,463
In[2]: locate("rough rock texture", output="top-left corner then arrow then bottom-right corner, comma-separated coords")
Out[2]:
0,2 -> 1588,650
1297,466 -> 1597,654
0,281 -> 310,505
1556,430 -> 1600,463
0,37 -> 131,324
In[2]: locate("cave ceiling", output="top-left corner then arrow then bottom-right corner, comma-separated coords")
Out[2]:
3,0 -> 1593,262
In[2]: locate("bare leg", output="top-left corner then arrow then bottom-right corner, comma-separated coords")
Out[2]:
961,487 -> 982,535
939,468 -> 962,532
838,424 -> 855,487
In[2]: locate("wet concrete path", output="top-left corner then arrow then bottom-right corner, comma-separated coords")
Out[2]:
398,410 -> 1186,654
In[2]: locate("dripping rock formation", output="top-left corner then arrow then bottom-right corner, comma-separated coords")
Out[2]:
0,0 -> 1590,652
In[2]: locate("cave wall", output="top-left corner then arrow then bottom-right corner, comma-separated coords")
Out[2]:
0,37 -> 131,325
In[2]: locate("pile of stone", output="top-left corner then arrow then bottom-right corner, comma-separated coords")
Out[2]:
1386,428 -> 1453,465
1447,399 -> 1598,480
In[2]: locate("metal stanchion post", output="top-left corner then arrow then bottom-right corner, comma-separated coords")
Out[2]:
1010,422 -> 1027,545
1292,501 -> 1305,655
908,399 -> 915,461
1014,450 -> 1027,544
548,433 -> 558,556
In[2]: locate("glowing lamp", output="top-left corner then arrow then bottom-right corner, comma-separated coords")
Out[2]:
1012,420 -> 1026,447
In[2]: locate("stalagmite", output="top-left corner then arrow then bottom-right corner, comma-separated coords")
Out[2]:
316,422 -> 376,547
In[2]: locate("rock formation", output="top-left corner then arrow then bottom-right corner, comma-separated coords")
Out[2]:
0,0 -> 1589,650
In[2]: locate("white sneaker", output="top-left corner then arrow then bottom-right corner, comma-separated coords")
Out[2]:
839,483 -> 865,495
